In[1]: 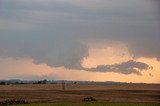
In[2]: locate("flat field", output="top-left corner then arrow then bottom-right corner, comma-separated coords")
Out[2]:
11,102 -> 160,106
0,83 -> 160,103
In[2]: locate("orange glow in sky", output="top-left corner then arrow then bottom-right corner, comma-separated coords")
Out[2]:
0,42 -> 159,83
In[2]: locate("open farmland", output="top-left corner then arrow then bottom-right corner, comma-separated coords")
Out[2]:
0,83 -> 160,104
11,102 -> 160,106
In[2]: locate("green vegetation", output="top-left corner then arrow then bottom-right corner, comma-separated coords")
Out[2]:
12,102 -> 160,106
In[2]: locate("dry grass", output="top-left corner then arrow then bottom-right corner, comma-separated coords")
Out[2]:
0,84 -> 160,103
12,102 -> 160,106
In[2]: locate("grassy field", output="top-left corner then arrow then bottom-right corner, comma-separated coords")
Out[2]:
0,84 -> 160,103
12,102 -> 160,106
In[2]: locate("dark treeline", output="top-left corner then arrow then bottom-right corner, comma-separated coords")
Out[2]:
0,79 -> 57,85
0,79 -> 128,85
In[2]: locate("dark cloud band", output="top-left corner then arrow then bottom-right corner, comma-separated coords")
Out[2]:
82,60 -> 151,75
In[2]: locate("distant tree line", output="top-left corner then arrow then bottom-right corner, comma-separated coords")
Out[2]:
0,81 -> 25,85
0,79 -> 48,85
0,79 -> 69,85
32,80 -> 47,84
0,81 -> 6,85
0,80 -> 125,85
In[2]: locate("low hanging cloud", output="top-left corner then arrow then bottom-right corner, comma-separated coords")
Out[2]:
0,0 -> 158,76
82,60 -> 151,75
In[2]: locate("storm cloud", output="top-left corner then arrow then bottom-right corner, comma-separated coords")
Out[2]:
83,60 -> 151,75
0,0 -> 159,74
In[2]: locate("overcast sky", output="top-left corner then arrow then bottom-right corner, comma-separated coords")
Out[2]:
0,0 -> 159,83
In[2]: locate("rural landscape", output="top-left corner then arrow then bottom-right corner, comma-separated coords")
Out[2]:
0,0 -> 160,105
0,80 -> 160,105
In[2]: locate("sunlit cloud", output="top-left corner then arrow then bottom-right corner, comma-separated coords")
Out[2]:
0,0 -> 159,83
0,57 -> 159,83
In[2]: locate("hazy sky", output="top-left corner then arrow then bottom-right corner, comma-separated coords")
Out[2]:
0,0 -> 160,83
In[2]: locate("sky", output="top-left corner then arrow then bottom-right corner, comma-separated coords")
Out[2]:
0,0 -> 160,83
